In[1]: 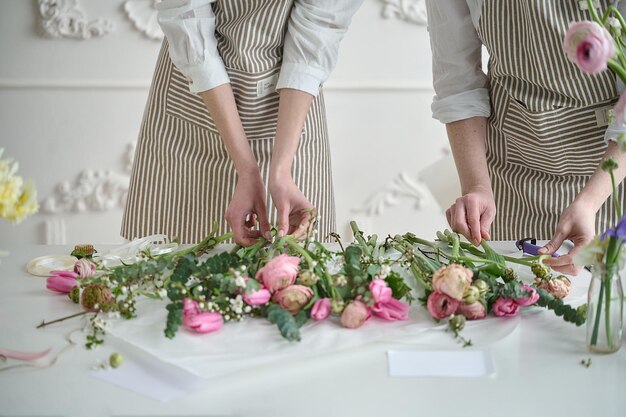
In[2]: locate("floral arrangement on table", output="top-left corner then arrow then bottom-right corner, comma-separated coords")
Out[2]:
563,0 -> 626,353
43,221 -> 585,348
0,148 -> 38,225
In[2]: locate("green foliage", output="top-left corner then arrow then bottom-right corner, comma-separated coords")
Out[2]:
385,271 -> 415,302
344,245 -> 363,277
164,302 -> 183,339
266,304 -> 301,342
535,288 -> 586,326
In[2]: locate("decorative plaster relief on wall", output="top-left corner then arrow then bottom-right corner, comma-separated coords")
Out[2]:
38,0 -> 115,40
352,171 -> 429,217
41,142 -> 135,214
380,0 -> 428,26
124,0 -> 163,40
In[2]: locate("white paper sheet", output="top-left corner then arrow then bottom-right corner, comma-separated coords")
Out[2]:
92,350 -> 207,402
387,350 -> 495,377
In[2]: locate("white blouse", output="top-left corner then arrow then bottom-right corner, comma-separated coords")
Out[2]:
426,0 -> 626,141
156,0 -> 363,96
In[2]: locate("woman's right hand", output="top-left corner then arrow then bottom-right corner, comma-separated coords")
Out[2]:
225,170 -> 272,246
446,185 -> 496,246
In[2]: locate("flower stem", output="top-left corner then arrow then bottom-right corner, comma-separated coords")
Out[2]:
350,221 -> 372,258
37,311 -> 89,329
283,237 -> 315,268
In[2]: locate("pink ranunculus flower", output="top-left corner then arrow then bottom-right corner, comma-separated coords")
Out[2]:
371,298 -> 410,321
493,298 -> 520,317
369,278 -> 392,304
340,300 -> 370,329
456,301 -> 486,320
242,287 -> 272,306
182,298 -> 224,334
564,21 -> 615,74
426,291 -> 459,320
311,298 -> 331,321
432,264 -> 473,301
516,284 -> 539,307
614,91 -> 626,125
46,270 -> 78,294
73,259 -> 97,278
256,254 -> 301,292
272,285 -> 314,314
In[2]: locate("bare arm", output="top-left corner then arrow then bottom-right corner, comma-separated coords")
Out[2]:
445,116 -> 496,245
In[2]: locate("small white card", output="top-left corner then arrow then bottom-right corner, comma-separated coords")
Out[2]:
256,74 -> 278,98
93,353 -> 208,402
387,350 -> 495,378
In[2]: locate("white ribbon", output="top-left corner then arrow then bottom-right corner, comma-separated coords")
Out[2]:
95,234 -> 178,267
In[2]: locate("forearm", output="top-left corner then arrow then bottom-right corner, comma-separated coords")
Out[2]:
574,141 -> 626,212
199,84 -> 258,175
446,117 -> 492,195
270,88 -> 314,178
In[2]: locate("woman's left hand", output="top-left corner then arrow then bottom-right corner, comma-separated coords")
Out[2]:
269,174 -> 316,240
538,201 -> 596,276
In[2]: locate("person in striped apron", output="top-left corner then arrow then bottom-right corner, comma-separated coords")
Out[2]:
426,0 -> 626,275
121,0 -> 362,245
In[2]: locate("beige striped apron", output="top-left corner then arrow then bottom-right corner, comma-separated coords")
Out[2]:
121,0 -> 336,244
477,0 -> 626,240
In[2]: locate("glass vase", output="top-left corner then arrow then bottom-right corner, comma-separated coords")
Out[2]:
586,264 -> 624,353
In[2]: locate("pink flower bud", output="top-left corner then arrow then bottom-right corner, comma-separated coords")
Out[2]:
73,259 -> 97,278
272,285 -> 313,314
432,264 -> 473,301
369,279 -> 392,304
426,291 -> 459,320
456,301 -> 486,320
515,285 -> 539,307
46,270 -> 78,294
371,298 -> 410,321
340,300 -> 370,329
493,298 -> 519,317
256,254 -> 301,292
243,287 -> 271,306
182,298 -> 224,334
311,298 -> 331,321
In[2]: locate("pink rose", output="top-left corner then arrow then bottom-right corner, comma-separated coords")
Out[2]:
493,298 -> 520,317
432,264 -> 473,301
243,287 -> 271,306
369,279 -> 392,304
614,91 -> 626,125
256,254 -> 301,292
536,277 -> 571,300
515,284 -> 539,307
272,285 -> 313,314
73,259 -> 97,278
340,300 -> 370,329
182,298 -> 223,334
426,291 -> 459,320
371,298 -> 410,321
311,298 -> 331,321
564,21 -> 615,74
46,270 -> 78,294
456,301 -> 486,320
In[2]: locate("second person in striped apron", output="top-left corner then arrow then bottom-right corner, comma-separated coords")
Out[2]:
426,0 -> 626,275
121,0 -> 363,245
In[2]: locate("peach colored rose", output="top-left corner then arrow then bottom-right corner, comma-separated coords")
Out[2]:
432,264 -> 473,301
340,300 -> 370,329
272,285 -> 313,314
456,301 -> 486,320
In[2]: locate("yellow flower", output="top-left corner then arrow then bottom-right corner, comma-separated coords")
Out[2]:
3,180 -> 39,224
0,149 -> 39,224
0,176 -> 22,213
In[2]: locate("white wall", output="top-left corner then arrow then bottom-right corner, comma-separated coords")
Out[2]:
0,0 -> 454,246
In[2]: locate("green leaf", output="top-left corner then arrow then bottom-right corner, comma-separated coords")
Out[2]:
367,264 -> 382,277
266,304 -> 301,342
171,253 -> 197,283
385,271 -> 414,302
535,287 -> 586,326
164,302 -> 183,339
344,245 -> 363,277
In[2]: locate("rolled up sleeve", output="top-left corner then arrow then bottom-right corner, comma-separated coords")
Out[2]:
426,0 -> 490,124
156,0 -> 229,93
277,0 -> 364,96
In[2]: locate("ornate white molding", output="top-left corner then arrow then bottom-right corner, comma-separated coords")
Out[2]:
124,0 -> 163,40
352,171 -> 429,217
381,0 -> 428,26
41,143 -> 135,214
38,0 -> 115,40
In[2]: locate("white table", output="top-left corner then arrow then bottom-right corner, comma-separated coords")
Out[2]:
1,244 -> 625,417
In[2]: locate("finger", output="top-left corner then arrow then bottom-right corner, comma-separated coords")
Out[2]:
277,204 -> 290,238
452,202 -> 472,243
539,230 -> 567,255
254,204 -> 272,240
545,259 -> 582,276
244,213 -> 256,229
464,196 -> 482,246
226,212 -> 257,247
446,207 -> 452,227
480,206 -> 496,241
